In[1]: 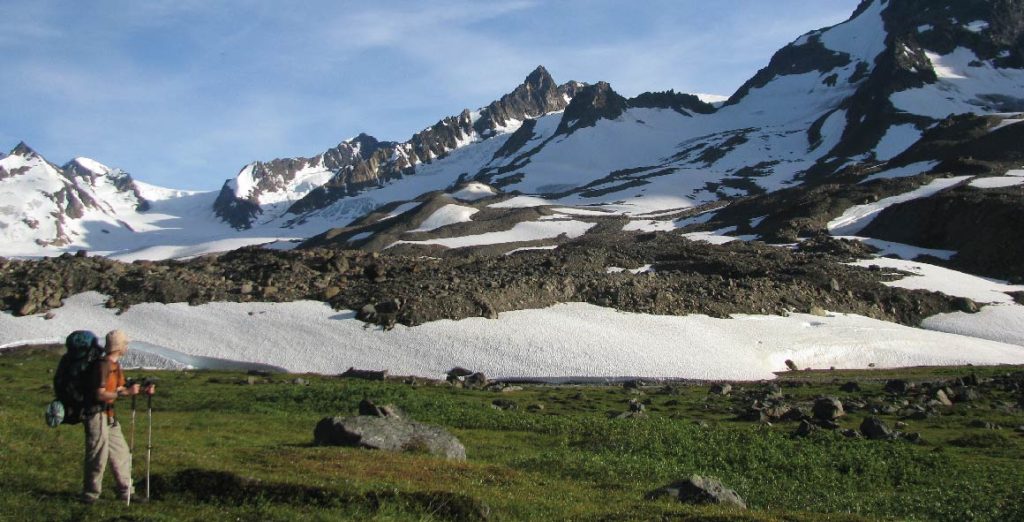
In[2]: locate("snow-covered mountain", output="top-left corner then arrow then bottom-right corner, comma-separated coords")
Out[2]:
0,143 -> 149,250
2,0 -> 1022,268
216,0 -> 1022,229
212,66 -> 585,229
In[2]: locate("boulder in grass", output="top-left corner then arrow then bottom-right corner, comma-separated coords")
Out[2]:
314,416 -> 466,461
954,386 -> 981,402
793,419 -> 816,438
709,383 -> 732,396
884,379 -> 914,395
446,367 -> 474,380
812,397 -> 845,421
647,475 -> 746,509
839,381 -> 861,393
860,416 -> 893,440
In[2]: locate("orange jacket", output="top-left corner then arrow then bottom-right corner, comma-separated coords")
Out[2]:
96,360 -> 126,417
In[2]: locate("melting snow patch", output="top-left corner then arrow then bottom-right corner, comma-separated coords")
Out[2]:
504,245 -> 558,256
450,182 -> 496,201
837,236 -> 955,260
969,176 -> 1024,189
861,161 -> 939,183
623,220 -> 677,232
606,264 -> 654,274
875,124 -> 921,161
964,21 -> 989,33
390,220 -> 595,249
551,207 -> 615,217
993,117 -> 1024,131
410,204 -> 479,232
683,227 -> 757,245
674,209 -> 719,228
109,237 -> 303,262
828,176 -> 971,235
4,293 -> 1023,380
489,196 -> 551,209
848,257 -> 1024,304
381,201 -> 422,220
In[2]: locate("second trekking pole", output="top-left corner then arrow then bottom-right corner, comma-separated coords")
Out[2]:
127,394 -> 137,507
146,392 -> 153,500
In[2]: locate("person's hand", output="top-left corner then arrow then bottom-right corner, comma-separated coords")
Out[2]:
144,384 -> 156,396
128,383 -> 141,396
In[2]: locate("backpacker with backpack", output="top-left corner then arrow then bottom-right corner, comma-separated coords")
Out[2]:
46,330 -> 106,428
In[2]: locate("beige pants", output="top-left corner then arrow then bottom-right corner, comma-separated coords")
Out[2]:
83,412 -> 133,500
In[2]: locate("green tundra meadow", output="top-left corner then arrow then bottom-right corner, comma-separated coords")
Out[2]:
1,345 -> 1022,521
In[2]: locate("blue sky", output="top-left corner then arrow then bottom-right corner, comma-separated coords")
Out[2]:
2,0 -> 861,190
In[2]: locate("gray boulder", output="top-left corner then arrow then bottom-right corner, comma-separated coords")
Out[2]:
839,381 -> 861,393
884,380 -> 914,395
314,416 -> 466,461
793,419 -> 816,438
647,475 -> 746,509
860,416 -> 893,440
465,372 -> 489,388
954,386 -> 981,402
709,383 -> 732,396
812,397 -> 845,421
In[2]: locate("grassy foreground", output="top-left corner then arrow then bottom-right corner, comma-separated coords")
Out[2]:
1,346 -> 1022,521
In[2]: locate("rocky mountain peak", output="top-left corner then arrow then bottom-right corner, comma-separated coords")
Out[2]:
11,141 -> 38,157
555,81 -> 629,135
557,80 -> 587,100
473,66 -> 570,134
525,65 -> 553,87
349,133 -> 385,159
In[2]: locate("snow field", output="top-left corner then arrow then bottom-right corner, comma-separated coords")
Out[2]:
4,292 -> 1023,381
891,48 -> 1024,118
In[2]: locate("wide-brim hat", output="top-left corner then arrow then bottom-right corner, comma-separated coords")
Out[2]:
105,329 -> 129,354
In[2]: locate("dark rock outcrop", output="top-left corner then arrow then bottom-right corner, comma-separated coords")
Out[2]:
555,82 -> 629,136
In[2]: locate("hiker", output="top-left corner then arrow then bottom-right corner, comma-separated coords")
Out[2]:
81,329 -> 155,504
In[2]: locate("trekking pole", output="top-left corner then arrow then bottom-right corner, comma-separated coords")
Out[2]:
127,394 -> 137,507
146,393 -> 153,500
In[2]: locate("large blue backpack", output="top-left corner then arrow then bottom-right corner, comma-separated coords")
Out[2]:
46,331 -> 105,427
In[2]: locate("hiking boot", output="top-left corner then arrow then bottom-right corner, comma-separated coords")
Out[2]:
79,495 -> 98,505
